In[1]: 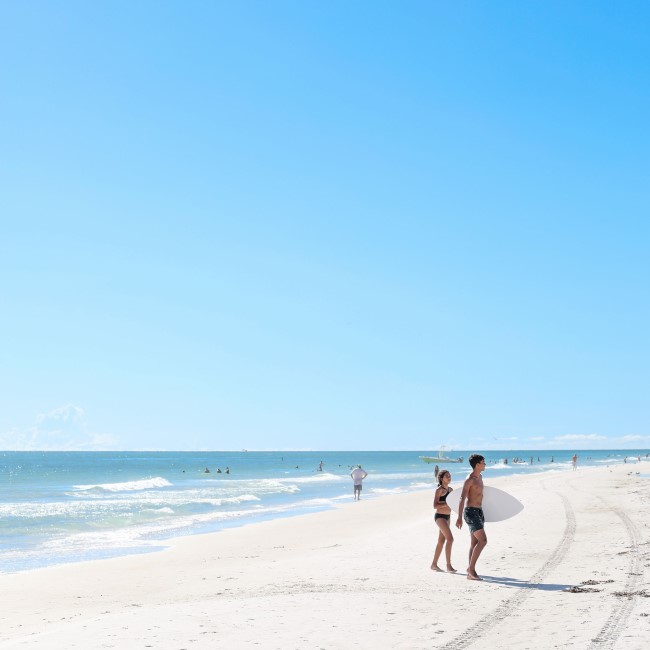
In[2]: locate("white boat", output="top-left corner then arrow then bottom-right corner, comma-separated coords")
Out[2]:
419,447 -> 464,464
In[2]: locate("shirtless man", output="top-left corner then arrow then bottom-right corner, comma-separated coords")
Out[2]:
350,465 -> 368,501
456,454 -> 487,581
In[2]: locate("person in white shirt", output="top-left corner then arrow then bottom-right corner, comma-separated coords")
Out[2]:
350,465 -> 368,501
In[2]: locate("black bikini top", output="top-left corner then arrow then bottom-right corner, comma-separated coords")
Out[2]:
439,488 -> 450,502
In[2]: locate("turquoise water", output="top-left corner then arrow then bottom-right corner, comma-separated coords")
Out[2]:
1,449 -> 647,573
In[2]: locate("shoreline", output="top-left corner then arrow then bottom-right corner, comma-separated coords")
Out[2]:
0,454 -> 636,574
0,463 -> 601,577
3,449 -> 647,576
1,463 -> 649,648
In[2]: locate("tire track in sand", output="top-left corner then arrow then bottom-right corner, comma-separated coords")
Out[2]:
444,482 -> 576,650
586,505 -> 643,648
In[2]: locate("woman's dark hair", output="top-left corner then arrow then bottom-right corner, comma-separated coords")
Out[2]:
437,470 -> 451,487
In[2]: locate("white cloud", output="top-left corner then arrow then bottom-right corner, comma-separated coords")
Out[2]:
537,432 -> 650,450
35,404 -> 85,429
553,434 -> 607,441
0,405 -> 118,451
463,432 -> 649,451
616,435 -> 650,443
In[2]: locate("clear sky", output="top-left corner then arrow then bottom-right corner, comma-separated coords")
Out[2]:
1,1 -> 648,451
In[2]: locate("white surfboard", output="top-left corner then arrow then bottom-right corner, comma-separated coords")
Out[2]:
446,485 -> 523,522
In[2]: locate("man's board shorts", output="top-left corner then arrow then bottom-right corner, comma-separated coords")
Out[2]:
354,484 -> 362,491
463,507 -> 485,533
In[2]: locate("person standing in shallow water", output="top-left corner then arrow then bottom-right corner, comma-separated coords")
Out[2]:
431,470 -> 456,573
350,465 -> 368,501
456,454 -> 487,581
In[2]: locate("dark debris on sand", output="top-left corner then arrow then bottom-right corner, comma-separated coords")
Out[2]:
564,586 -> 602,593
581,579 -> 614,585
613,589 -> 650,599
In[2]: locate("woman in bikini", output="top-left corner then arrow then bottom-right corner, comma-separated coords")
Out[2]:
431,470 -> 457,573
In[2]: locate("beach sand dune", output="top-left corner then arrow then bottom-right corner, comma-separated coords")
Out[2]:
0,464 -> 648,649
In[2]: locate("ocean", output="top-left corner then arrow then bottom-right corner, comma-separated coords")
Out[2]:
1,449 -> 647,573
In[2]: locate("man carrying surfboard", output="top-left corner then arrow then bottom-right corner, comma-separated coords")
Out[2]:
455,454 -> 487,581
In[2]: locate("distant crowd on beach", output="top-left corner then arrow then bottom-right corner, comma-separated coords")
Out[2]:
196,451 -> 649,481
499,455 -> 557,465
197,458 -> 375,478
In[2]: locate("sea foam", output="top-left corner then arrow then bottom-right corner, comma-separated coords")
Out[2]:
73,477 -> 173,493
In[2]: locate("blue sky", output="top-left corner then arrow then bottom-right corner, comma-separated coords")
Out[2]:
1,1 -> 648,451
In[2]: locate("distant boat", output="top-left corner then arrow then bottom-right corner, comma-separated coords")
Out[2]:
420,447 -> 464,464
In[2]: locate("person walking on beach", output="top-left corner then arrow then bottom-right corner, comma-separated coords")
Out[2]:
456,454 -> 487,581
572,454 -> 578,471
350,465 -> 368,501
431,470 -> 457,573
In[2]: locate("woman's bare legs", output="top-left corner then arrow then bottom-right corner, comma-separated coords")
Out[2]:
431,529 -> 445,571
431,519 -> 456,572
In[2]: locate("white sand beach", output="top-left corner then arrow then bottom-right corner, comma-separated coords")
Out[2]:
1,463 -> 648,649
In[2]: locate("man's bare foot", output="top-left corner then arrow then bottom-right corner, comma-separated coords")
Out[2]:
466,570 -> 482,581
446,566 -> 457,573
430,564 -> 444,572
